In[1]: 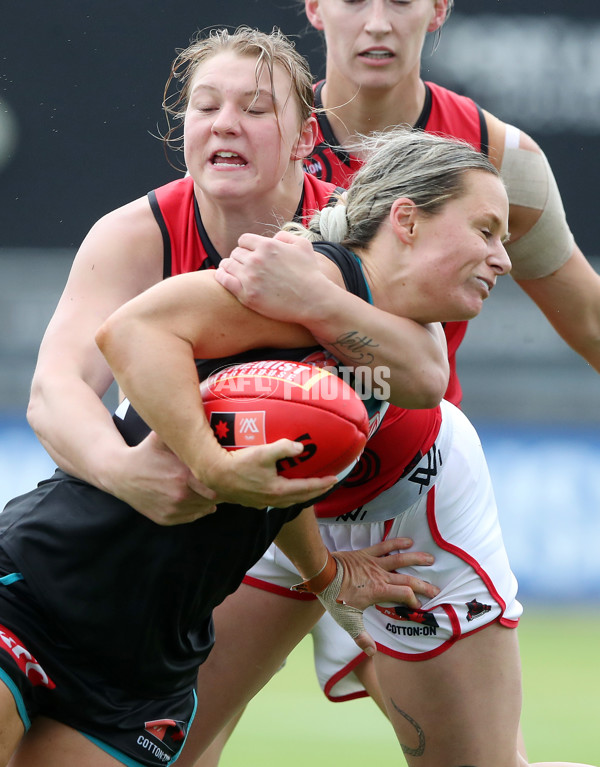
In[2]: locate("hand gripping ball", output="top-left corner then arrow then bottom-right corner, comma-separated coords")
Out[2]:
200,360 -> 369,479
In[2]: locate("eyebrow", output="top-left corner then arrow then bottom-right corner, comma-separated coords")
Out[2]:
190,83 -> 276,101
486,212 -> 510,244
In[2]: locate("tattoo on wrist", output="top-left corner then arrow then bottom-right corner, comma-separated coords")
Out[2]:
330,331 -> 378,364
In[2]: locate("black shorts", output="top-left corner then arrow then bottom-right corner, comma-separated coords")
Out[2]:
0,547 -> 195,767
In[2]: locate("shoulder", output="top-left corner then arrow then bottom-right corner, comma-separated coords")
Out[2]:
85,195 -> 160,255
73,194 -> 164,289
482,109 -> 543,168
312,242 -> 368,299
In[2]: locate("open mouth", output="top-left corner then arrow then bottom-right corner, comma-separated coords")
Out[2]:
476,277 -> 493,293
211,151 -> 247,167
359,50 -> 394,60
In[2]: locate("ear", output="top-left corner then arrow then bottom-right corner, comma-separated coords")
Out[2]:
305,0 -> 325,31
390,198 -> 419,244
427,0 -> 448,33
291,115 -> 318,161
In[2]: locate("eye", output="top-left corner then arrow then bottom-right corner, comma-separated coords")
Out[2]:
191,101 -> 219,114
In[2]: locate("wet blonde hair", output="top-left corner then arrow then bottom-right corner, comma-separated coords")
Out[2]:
285,127 -> 500,248
162,26 -> 314,165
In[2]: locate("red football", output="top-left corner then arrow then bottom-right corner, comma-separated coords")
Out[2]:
200,360 -> 369,479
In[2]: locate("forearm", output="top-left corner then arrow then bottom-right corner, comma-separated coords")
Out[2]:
300,284 -> 449,408
274,507 -> 329,580
27,359 -> 134,491
215,235 -> 448,407
96,318 -> 224,482
516,246 -> 600,373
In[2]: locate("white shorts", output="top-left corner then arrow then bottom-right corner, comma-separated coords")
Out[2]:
244,400 -> 522,701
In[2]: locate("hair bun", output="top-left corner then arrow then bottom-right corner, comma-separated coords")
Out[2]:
317,204 -> 348,242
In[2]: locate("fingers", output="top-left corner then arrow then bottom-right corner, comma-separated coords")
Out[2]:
272,229 -> 301,245
352,630 -> 377,658
263,438 -> 306,462
379,550 -> 435,571
358,537 -> 416,556
213,264 -> 243,296
373,583 -> 426,610
236,232 -> 264,251
261,440 -> 338,502
356,538 -> 436,572
144,430 -> 171,452
387,572 -> 440,600
186,476 -> 218,502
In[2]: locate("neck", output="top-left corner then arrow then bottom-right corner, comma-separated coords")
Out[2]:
194,165 -> 305,258
321,72 -> 426,155
357,236 -> 414,319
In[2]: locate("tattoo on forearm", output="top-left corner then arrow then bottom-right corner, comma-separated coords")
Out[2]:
329,331 -> 378,364
390,697 -> 425,757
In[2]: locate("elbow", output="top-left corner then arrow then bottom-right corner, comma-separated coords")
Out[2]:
388,365 -> 449,410
421,367 -> 449,408
26,362 -> 52,437
94,319 -> 111,358
417,359 -> 450,408
26,380 -> 43,436
96,309 -> 142,381
95,313 -> 123,367
404,384 -> 445,410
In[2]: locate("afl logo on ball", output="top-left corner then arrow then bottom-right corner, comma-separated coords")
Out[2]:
210,411 -> 267,447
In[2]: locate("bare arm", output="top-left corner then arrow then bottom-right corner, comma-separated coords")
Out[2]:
515,246 -> 600,372
215,230 -> 449,408
27,199 -> 162,481
96,270 -> 338,507
27,198 -> 218,522
485,111 -> 600,373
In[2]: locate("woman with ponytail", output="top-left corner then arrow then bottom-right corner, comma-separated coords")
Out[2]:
100,128 -> 595,767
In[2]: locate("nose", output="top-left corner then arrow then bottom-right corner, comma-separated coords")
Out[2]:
364,0 -> 393,35
489,242 -> 512,276
211,103 -> 241,135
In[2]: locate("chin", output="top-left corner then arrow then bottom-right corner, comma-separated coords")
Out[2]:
444,304 -> 482,322
464,304 -> 484,320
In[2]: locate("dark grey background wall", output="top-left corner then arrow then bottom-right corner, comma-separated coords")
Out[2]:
1,0 -> 599,422
2,0 -> 599,251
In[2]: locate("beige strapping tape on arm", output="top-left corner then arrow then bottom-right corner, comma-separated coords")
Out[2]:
500,125 -> 574,280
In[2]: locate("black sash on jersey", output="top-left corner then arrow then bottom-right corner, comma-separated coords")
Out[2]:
313,242 -> 370,303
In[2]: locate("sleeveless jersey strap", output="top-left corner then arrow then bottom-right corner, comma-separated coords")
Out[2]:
312,242 -> 371,304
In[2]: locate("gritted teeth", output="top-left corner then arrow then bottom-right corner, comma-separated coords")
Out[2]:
360,50 -> 394,59
212,151 -> 247,166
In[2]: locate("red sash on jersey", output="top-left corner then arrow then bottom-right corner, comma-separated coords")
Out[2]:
315,405 -> 441,518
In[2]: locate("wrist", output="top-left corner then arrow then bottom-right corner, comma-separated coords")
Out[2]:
291,550 -> 337,595
295,276 -> 339,332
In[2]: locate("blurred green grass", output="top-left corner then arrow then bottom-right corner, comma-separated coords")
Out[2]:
219,607 -> 600,766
